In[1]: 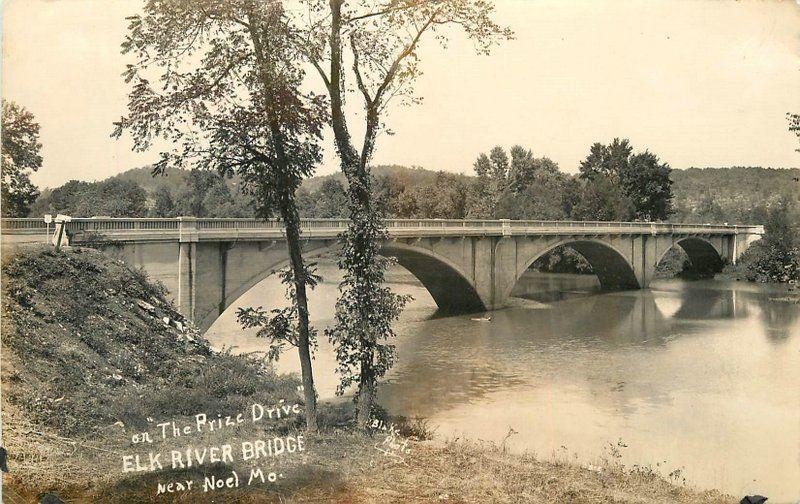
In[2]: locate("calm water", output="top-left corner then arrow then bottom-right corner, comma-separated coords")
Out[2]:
206,263 -> 800,502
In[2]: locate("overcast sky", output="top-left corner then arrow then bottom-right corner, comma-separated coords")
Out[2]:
3,0 -> 800,188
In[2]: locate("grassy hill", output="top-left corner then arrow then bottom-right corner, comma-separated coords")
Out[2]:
301,164 -> 472,193
1,246 -> 298,437
106,164 -> 471,195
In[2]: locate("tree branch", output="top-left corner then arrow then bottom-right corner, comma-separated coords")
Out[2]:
310,57 -> 332,91
372,10 -> 437,107
345,0 -> 438,24
350,35 -> 373,107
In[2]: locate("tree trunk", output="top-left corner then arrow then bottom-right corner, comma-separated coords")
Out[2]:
328,0 -> 382,430
281,202 -> 318,432
356,360 -> 375,428
233,10 -> 321,431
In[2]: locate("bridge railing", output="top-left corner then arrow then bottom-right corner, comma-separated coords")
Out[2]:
1,217 -> 765,236
1,218 -> 48,232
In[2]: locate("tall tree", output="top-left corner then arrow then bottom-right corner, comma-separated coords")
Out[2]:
577,138 -> 673,221
488,145 -> 509,192
508,145 -> 536,193
2,100 -> 42,217
313,178 -> 349,217
620,151 -> 673,220
29,180 -> 92,216
75,179 -> 149,217
114,0 -> 326,430
467,150 -> 501,218
578,138 -> 632,182
28,178 -> 147,217
150,185 -> 177,217
172,169 -> 253,218
469,145 -> 563,219
296,0 -> 512,427
570,176 -> 633,222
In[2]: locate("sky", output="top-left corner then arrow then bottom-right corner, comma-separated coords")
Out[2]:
2,0 -> 800,188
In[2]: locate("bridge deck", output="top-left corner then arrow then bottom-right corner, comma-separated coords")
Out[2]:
1,218 -> 764,243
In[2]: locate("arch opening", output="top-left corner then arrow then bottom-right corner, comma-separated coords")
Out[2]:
380,243 -> 486,314
675,238 -> 724,277
564,240 -> 639,290
203,241 -> 485,333
656,238 -> 724,280
508,239 -> 640,303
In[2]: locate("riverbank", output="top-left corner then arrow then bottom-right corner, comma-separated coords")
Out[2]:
1,246 -> 737,503
5,416 -> 736,503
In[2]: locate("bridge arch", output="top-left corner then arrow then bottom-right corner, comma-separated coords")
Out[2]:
504,238 -> 640,302
196,241 -> 340,332
199,239 -> 486,332
656,237 -> 724,277
379,241 -> 486,313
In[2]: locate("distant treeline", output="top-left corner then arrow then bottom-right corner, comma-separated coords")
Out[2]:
298,155 -> 800,230
26,143 -> 799,283
28,163 -> 800,227
31,170 -> 253,218
29,148 -> 798,228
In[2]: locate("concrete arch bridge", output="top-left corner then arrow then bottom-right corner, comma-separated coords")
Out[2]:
1,218 -> 764,333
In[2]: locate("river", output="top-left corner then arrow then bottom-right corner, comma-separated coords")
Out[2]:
206,262 -> 800,502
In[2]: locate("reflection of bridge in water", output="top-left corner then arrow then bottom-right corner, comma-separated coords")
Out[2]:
1,218 -> 763,332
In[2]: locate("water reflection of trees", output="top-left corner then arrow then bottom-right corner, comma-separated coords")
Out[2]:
671,287 -> 746,320
757,297 -> 799,343
665,283 -> 798,343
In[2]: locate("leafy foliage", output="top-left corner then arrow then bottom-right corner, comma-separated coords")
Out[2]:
172,169 -> 253,218
300,178 -> 350,218
620,151 -> 674,220
789,112 -> 800,152
237,265 -> 322,361
324,208 -> 412,396
1,100 -> 42,217
112,2 -> 326,212
570,175 -> 634,221
735,240 -> 800,284
577,138 -> 673,221
670,167 -> 799,224
742,198 -> 799,282
150,185 -> 177,217
374,170 -> 470,218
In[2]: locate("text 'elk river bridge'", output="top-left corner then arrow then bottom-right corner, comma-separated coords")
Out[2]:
2,217 -> 764,332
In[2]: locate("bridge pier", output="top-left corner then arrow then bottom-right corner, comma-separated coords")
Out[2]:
177,217 -> 199,322
177,241 -> 196,321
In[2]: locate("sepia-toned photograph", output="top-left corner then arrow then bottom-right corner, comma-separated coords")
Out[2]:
1,1 -> 799,502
